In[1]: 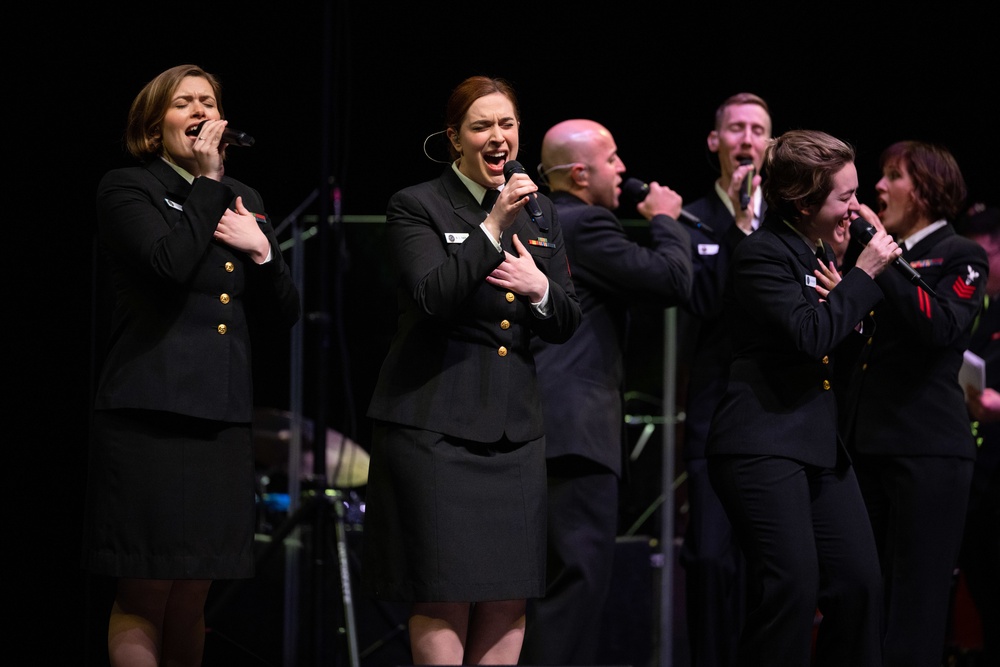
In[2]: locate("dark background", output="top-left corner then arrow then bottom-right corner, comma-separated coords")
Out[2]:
16,2 -> 998,664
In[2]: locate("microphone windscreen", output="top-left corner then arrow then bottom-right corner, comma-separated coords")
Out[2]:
849,217 -> 876,244
622,177 -> 650,203
503,159 -> 526,182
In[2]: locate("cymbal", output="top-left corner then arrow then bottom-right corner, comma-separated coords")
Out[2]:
253,408 -> 369,488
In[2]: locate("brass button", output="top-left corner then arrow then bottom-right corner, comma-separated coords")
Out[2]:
225,262 -> 235,273
219,293 -> 230,304
500,319 -> 510,330
867,338 -> 873,345
498,346 -> 508,357
217,324 -> 228,335
821,355 -> 829,365
862,363 -> 868,371
822,380 -> 831,390
505,292 -> 515,303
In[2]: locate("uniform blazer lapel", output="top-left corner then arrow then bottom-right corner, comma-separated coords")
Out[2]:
764,215 -> 818,271
439,166 -> 534,252
440,166 -> 492,230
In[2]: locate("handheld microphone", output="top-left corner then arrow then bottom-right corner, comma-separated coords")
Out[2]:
622,177 -> 714,234
848,217 -> 936,296
503,160 -> 548,231
189,119 -> 255,147
737,157 -> 754,210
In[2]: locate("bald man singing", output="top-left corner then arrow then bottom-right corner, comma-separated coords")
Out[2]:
522,119 -> 693,665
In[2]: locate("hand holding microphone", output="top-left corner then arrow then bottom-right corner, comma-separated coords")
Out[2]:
622,177 -> 713,234
503,160 -> 548,231
848,215 -> 936,295
189,119 -> 255,147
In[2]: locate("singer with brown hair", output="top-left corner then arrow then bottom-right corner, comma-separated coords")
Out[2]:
706,129 -> 901,667
839,141 -> 989,667
361,75 -> 580,665
81,64 -> 300,666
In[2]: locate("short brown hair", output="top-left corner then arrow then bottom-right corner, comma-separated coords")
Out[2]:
714,92 -> 770,130
880,140 -> 967,222
762,129 -> 855,224
124,64 -> 226,162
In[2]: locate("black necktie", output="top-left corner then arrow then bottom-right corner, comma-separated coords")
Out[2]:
481,188 -> 499,213
816,243 -> 828,263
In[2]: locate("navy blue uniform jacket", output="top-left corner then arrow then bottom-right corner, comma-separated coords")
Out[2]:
707,214 -> 884,468
93,158 -> 301,423
367,167 -> 581,443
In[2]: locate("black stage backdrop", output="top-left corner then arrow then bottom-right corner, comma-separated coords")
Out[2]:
14,2 -> 998,664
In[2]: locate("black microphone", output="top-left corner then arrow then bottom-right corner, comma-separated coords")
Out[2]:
737,157 -> 754,210
622,177 -> 714,234
502,160 -> 548,231
189,119 -> 255,147
848,217 -> 936,295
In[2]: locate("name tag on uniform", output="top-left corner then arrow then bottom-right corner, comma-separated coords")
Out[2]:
164,198 -> 184,211
697,243 -> 720,255
444,232 -> 469,244
805,275 -> 817,287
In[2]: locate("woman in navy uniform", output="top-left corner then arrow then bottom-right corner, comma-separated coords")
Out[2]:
82,64 -> 300,666
706,129 -> 900,667
362,76 -> 580,665
841,141 -> 989,667
362,77 -> 580,664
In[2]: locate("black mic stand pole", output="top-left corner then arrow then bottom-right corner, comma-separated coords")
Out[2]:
306,2 -> 360,664
658,307 -> 678,667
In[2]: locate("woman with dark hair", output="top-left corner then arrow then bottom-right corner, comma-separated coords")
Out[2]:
841,141 -> 989,667
82,64 -> 300,666
706,129 -> 900,667
361,75 -> 580,664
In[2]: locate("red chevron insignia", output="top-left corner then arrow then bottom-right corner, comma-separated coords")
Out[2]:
952,276 -> 976,299
918,286 -> 932,318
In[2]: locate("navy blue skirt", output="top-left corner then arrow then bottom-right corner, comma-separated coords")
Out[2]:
81,408 -> 256,580
361,421 -> 546,602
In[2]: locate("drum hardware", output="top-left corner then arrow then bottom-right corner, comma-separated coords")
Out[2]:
208,407 -> 367,666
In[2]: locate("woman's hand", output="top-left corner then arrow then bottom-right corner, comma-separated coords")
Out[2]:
483,172 -> 538,240
214,196 -> 271,263
193,119 -> 227,181
814,257 -> 842,300
486,234 -> 547,302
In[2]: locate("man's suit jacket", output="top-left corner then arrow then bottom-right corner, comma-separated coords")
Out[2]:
707,214 -> 884,468
840,223 -> 988,459
93,158 -> 301,423
530,191 -> 692,475
367,166 -> 581,443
